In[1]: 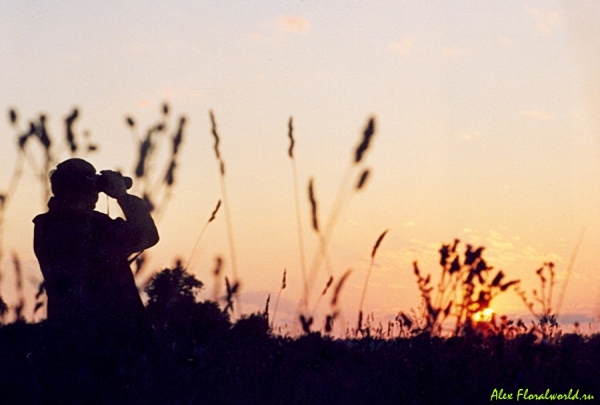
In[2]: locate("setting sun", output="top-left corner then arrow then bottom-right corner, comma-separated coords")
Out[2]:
472,308 -> 495,323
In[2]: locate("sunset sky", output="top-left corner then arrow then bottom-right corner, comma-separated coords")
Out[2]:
2,1 -> 600,333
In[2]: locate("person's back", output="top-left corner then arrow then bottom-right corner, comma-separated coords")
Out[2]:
32,158 -> 159,403
34,205 -> 149,332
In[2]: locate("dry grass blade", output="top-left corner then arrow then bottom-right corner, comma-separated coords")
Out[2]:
271,269 -> 287,328
65,108 -> 79,154
209,110 -> 221,161
33,301 -> 44,315
133,253 -> 145,274
331,269 -> 352,306
356,168 -> 370,190
9,109 -> 17,124
0,297 -> 7,319
354,117 -> 375,164
308,178 -> 319,232
264,294 -> 270,319
287,117 -> 308,310
172,116 -> 186,155
556,227 -> 585,317
310,275 -> 334,318
12,253 -> 24,320
212,256 -> 223,301
35,282 -> 45,300
185,199 -> 222,269
325,312 -> 338,333
207,111 -> 239,297
358,229 -> 389,332
357,310 -> 364,334
299,314 -> 313,334
371,229 -> 388,259
322,276 -> 333,296
214,256 -> 223,277
164,160 -> 176,186
306,116 -> 378,306
288,117 -> 295,159
135,135 -> 152,178
224,276 -> 239,314
209,200 -> 222,222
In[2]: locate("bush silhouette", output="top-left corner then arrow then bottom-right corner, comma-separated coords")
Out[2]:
146,266 -> 231,354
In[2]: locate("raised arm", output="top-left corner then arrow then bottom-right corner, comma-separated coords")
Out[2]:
116,193 -> 159,251
101,170 -> 159,253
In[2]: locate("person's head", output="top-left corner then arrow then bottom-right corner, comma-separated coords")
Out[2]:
49,158 -> 99,209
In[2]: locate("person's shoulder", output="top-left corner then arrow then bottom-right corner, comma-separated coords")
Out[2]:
32,213 -> 48,224
91,210 -> 126,226
32,211 -> 59,226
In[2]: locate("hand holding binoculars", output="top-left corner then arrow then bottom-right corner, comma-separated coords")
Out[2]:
94,170 -> 133,195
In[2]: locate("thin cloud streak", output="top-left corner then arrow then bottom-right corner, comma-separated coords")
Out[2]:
525,6 -> 561,36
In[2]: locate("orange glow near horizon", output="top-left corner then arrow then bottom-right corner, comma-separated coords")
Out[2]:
1,2 -> 600,333
472,308 -> 495,324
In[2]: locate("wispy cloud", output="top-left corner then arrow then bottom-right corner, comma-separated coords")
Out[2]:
520,109 -> 555,121
276,15 -> 311,35
488,230 -> 515,251
525,6 -> 561,36
389,37 -> 417,55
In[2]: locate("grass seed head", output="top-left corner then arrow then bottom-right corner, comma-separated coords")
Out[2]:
9,108 -> 17,124
287,117 -> 295,159
356,168 -> 370,190
209,110 -> 221,160
357,310 -> 364,332
308,178 -> 319,232
209,200 -> 222,223
264,294 -> 270,318
322,276 -> 334,296
299,314 -> 313,333
213,256 -> 223,276
172,116 -> 186,155
354,117 -> 375,164
331,269 -> 352,306
371,229 -> 388,259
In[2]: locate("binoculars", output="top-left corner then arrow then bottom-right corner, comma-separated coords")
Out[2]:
94,171 -> 133,193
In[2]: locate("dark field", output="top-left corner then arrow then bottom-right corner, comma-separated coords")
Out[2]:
1,268 -> 598,405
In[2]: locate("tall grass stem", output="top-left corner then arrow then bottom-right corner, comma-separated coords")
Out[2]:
556,227 -> 585,317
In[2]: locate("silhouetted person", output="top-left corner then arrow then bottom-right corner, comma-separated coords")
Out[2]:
32,158 -> 159,403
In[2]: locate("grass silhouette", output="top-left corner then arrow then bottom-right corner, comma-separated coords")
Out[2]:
0,106 -> 597,404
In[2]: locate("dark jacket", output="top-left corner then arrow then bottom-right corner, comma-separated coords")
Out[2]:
33,193 -> 159,343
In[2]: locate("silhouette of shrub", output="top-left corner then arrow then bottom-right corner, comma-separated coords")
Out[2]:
145,266 -> 231,358
146,265 -> 203,307
231,312 -> 270,341
402,240 -> 520,336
